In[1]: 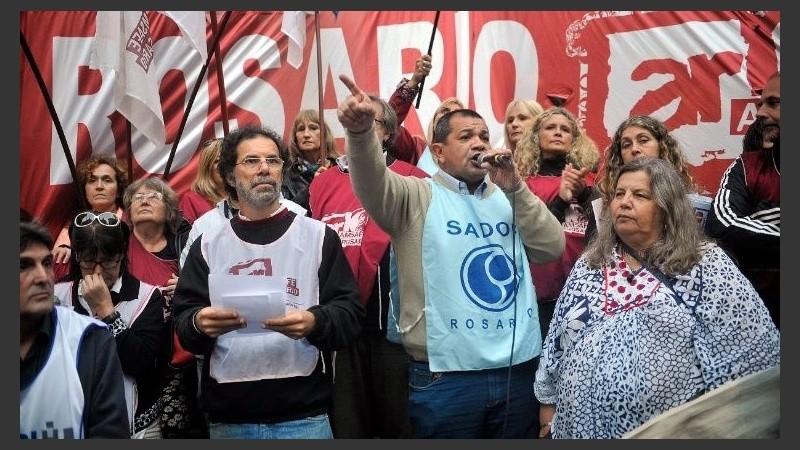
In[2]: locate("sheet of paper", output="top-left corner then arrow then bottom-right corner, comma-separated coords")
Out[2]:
591,197 -> 603,229
208,274 -> 286,334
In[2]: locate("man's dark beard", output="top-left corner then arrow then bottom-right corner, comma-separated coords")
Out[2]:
743,118 -> 779,152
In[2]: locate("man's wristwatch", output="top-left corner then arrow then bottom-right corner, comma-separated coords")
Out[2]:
100,310 -> 121,324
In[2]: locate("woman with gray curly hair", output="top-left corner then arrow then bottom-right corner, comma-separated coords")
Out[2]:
123,177 -> 189,298
512,106 -> 600,338
534,157 -> 779,438
122,176 -> 205,438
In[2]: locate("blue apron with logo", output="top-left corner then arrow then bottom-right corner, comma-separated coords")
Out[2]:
421,181 -> 541,371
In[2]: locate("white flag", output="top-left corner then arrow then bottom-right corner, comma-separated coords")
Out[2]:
281,11 -> 312,69
90,11 -> 165,147
159,11 -> 208,61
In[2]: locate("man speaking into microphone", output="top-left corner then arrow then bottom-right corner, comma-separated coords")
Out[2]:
476,152 -> 512,165
336,74 -> 564,438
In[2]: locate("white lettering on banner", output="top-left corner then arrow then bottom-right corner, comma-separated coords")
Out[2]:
48,17 -> 543,182
771,22 -> 780,69
377,21 -> 444,135
473,20 -> 539,147
49,35 -> 210,182
51,37 -> 116,185
454,11 -> 471,109
36,12 -> 779,193
736,103 -> 758,134
132,36 -> 208,175
299,28 -> 352,138
605,20 -> 747,165
223,34 -> 285,143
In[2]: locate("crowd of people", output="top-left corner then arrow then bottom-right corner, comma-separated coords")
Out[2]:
20,60 -> 780,439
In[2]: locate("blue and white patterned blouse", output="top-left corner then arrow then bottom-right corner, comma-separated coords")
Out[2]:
534,243 -> 780,439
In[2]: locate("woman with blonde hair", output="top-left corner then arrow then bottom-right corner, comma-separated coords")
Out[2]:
503,99 -> 544,153
283,109 -> 341,211
179,138 -> 226,224
513,106 -> 600,338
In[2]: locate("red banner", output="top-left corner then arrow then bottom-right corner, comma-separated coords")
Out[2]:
20,11 -> 780,237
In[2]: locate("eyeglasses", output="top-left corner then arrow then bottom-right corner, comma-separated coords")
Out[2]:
236,156 -> 284,171
78,257 -> 122,270
131,192 -> 164,203
74,211 -> 120,228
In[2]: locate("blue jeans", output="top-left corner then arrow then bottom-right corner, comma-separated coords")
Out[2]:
208,414 -> 333,439
408,359 -> 539,438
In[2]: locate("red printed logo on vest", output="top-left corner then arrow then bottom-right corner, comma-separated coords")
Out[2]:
286,277 -> 300,296
228,258 -> 273,275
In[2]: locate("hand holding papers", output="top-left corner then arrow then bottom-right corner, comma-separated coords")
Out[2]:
209,274 -> 286,334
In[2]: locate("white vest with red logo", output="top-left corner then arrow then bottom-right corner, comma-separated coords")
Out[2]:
201,215 -> 324,383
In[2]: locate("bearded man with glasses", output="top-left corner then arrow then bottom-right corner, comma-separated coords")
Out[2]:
173,124 -> 364,439
53,211 -> 167,438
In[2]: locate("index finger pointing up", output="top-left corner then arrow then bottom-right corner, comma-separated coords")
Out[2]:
339,74 -> 364,101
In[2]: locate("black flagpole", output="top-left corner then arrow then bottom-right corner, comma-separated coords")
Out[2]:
415,11 -> 441,109
164,11 -> 232,179
20,30 -> 86,210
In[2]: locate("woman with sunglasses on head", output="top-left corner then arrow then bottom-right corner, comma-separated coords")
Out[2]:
179,138 -> 227,224
52,155 -> 129,281
54,211 -> 167,438
123,177 -> 205,438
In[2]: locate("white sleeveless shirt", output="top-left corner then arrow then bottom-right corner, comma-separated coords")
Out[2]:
20,307 -> 104,439
201,214 -> 325,383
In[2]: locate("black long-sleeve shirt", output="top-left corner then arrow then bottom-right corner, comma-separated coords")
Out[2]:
61,271 -> 166,425
173,208 -> 364,424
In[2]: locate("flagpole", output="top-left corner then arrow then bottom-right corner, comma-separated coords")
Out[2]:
20,30 -> 86,210
126,121 -> 134,181
415,11 -> 441,109
164,11 -> 232,178
210,11 -> 230,137
315,11 -> 326,163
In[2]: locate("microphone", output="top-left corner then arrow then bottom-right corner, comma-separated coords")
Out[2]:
477,153 -> 511,165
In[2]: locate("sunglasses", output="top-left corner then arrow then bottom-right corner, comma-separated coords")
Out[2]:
74,211 -> 120,228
